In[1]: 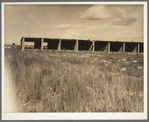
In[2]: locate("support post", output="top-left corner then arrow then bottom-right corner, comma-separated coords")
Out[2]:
75,39 -> 78,51
119,43 -> 123,52
134,44 -> 137,53
89,42 -> 92,51
21,37 -> 25,51
41,38 -> 44,50
123,42 -> 125,52
92,40 -> 95,51
138,43 -> 140,53
58,39 -> 61,51
108,42 -> 110,52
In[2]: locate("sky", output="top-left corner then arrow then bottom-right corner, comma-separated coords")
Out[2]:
4,4 -> 144,45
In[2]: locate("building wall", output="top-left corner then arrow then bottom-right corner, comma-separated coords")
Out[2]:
20,37 -> 144,53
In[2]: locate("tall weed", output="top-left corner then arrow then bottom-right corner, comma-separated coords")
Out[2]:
5,48 -> 144,112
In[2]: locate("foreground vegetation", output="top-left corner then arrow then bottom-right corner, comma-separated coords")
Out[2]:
5,46 -> 144,112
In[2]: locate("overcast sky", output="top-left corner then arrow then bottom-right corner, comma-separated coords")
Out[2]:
4,4 -> 143,44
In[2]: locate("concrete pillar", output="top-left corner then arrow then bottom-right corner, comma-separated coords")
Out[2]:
92,41 -> 95,51
41,38 -> 44,50
123,43 -> 125,52
21,37 -> 25,51
119,44 -> 123,52
74,39 -> 78,51
138,43 -> 140,53
58,39 -> 61,51
89,43 -> 92,51
133,44 -> 137,53
108,42 -> 110,52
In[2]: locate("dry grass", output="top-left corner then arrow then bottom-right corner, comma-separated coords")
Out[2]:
5,47 -> 144,112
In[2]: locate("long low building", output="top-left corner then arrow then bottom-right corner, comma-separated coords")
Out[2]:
20,37 -> 144,53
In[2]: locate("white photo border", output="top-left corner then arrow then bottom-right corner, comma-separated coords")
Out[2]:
1,2 -> 148,120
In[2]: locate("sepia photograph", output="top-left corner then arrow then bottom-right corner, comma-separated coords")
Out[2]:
2,2 -> 147,120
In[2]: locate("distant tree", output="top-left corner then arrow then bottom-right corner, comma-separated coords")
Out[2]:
12,43 -> 16,45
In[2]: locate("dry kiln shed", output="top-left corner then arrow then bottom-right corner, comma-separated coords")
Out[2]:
20,37 -> 143,53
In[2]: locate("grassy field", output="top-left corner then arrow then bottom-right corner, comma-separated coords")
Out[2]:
4,46 -> 144,112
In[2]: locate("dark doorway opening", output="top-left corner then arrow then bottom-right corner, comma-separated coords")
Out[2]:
61,40 -> 76,50
140,43 -> 143,52
79,40 -> 92,51
44,39 -> 59,50
34,39 -> 42,49
125,43 -> 138,52
95,41 -> 108,51
110,42 -> 123,52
